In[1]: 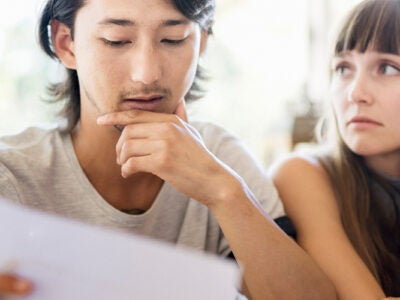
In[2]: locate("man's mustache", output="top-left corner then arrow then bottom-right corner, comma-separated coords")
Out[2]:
119,86 -> 171,99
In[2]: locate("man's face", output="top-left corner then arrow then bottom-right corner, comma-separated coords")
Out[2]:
68,0 -> 206,119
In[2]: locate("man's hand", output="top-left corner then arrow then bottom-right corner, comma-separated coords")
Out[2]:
97,101 -> 238,207
0,273 -> 32,295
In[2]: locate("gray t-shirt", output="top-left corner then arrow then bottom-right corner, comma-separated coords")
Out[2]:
0,122 -> 284,256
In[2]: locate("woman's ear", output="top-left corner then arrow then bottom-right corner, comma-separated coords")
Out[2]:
199,29 -> 208,56
51,19 -> 76,69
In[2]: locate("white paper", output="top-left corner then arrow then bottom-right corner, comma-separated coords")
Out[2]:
0,199 -> 240,300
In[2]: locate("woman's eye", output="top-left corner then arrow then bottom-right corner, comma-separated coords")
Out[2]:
380,63 -> 400,75
334,64 -> 350,76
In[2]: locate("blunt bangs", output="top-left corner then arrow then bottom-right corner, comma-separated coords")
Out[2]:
335,0 -> 400,55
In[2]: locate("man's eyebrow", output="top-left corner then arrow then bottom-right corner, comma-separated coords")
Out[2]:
161,19 -> 189,27
97,18 -> 189,27
98,18 -> 136,27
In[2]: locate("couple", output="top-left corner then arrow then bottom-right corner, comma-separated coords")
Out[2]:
0,0 -> 399,299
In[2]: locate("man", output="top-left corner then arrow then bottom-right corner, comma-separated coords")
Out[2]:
0,0 -> 336,298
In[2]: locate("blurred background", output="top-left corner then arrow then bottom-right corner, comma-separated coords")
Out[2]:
0,0 -> 363,166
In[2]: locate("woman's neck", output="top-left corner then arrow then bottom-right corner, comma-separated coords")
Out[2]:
364,151 -> 400,178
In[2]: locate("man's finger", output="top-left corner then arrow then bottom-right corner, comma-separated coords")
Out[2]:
0,274 -> 33,295
97,109 -> 172,126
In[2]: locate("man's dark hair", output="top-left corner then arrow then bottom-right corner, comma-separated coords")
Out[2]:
38,0 -> 215,132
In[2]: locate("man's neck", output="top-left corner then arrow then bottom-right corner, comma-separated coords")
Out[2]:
71,122 -> 164,214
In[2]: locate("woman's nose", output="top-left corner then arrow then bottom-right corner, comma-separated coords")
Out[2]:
347,72 -> 373,105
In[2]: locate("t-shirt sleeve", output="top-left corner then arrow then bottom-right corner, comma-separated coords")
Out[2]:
0,163 -> 21,203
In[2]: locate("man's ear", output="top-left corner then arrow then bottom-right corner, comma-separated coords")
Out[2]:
199,29 -> 208,56
51,19 -> 76,69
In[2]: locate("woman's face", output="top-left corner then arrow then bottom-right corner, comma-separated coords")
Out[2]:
331,49 -> 400,172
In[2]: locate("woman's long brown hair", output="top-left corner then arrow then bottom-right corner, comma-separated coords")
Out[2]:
319,0 -> 400,295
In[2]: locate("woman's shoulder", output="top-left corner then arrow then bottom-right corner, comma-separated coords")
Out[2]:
268,152 -> 340,216
269,151 -> 344,240
269,153 -> 329,185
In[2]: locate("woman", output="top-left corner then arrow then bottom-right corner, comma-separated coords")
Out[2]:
271,0 -> 400,298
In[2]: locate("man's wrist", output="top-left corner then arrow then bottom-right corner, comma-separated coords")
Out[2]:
207,175 -> 249,214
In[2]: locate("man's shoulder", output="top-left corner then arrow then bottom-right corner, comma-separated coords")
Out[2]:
0,124 -> 60,149
190,120 -> 227,135
0,124 -> 71,201
0,124 -> 65,167
190,120 -> 239,148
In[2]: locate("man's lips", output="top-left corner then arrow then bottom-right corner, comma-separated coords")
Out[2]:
120,95 -> 164,111
124,94 -> 164,101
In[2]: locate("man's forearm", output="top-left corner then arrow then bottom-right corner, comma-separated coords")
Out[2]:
209,179 -> 337,300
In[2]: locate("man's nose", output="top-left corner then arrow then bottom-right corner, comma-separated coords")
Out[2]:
347,72 -> 373,105
129,44 -> 162,85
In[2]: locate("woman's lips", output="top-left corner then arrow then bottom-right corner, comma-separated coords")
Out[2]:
346,116 -> 383,129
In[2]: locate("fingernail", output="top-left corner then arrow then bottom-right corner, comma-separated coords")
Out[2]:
13,279 -> 31,292
121,167 -> 127,178
114,125 -> 124,132
97,115 -> 107,124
